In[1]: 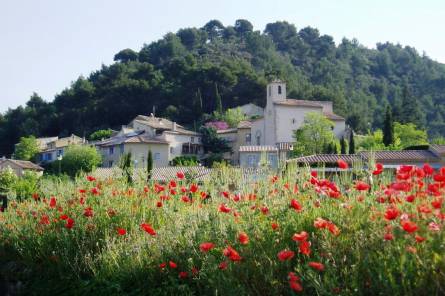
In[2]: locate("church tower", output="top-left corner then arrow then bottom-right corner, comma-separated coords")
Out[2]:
264,80 -> 286,145
267,79 -> 286,105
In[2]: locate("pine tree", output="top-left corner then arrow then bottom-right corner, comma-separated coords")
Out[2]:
340,137 -> 347,154
400,84 -> 424,128
383,105 -> 394,147
214,83 -> 223,114
349,131 -> 355,154
146,150 -> 153,181
119,152 -> 133,184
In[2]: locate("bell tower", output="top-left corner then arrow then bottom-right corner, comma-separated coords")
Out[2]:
267,79 -> 286,105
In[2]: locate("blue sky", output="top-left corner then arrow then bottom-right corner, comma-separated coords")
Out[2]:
1,0 -> 444,112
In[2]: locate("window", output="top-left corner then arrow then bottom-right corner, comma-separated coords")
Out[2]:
108,161 -> 113,167
191,137 -> 195,143
57,149 -> 63,157
292,118 -> 296,124
268,154 -> 277,165
268,86 -> 271,96
245,133 -> 251,144
170,147 -> 174,154
154,153 -> 161,160
278,85 -> 282,94
47,153 -> 52,161
247,155 -> 257,167
119,144 -> 124,154
109,147 -> 114,155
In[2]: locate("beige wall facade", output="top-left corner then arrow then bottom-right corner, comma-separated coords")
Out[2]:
99,143 -> 169,168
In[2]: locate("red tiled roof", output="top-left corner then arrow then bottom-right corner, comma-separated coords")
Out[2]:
290,154 -> 361,164
237,121 -> 252,129
0,159 -> 44,171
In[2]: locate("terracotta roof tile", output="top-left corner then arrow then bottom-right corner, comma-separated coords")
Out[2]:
239,145 -> 278,152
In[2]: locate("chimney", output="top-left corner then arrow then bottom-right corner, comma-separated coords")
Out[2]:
150,113 -> 154,118
172,122 -> 177,131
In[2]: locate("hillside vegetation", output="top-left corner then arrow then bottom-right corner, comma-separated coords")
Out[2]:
1,19 -> 445,155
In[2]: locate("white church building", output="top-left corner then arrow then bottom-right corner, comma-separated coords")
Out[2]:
235,80 -> 346,167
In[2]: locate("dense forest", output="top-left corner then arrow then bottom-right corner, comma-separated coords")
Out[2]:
1,19 -> 445,156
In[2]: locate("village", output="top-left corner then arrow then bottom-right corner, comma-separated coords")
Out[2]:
2,80 -> 444,180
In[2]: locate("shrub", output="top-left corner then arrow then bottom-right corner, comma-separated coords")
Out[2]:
171,155 -> 199,166
60,145 -> 102,177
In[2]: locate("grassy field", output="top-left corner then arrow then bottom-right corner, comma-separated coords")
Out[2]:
1,163 -> 444,295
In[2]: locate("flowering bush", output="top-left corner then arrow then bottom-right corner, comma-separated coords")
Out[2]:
0,163 -> 445,294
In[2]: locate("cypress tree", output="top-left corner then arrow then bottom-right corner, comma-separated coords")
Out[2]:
215,83 -> 223,114
383,105 -> 394,147
147,150 -> 153,181
349,131 -> 355,154
340,137 -> 347,154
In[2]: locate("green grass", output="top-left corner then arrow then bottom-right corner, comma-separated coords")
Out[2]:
0,165 -> 444,295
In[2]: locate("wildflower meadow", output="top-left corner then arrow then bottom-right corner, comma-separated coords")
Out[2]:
1,161 -> 445,295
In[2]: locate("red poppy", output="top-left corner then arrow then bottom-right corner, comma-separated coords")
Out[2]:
169,261 -> 177,268
415,235 -> 426,243
271,222 -> 279,230
40,215 -> 50,225
59,214 -> 69,220
159,262 -> 166,269
91,187 -> 100,195
288,272 -> 300,283
431,198 -> 443,209
238,232 -> 249,245
384,206 -> 399,221
181,196 -> 191,203
299,240 -> 311,256
191,267 -> 199,276
83,207 -> 94,218
401,220 -> 418,233
219,203 -> 231,213
223,246 -> 242,261
189,184 -> 198,193
178,271 -> 188,279
176,171 -> 185,179
277,250 -> 295,261
337,159 -> 349,169
289,280 -> 303,292
260,206 -> 269,215
372,163 -> 384,175
49,197 -> 57,208
292,231 -> 309,242
117,228 -> 127,236
290,199 -> 303,212
405,195 -> 415,203
308,261 -> 325,271
200,192 -> 208,199
355,181 -> 370,191
423,163 -> 434,175
222,191 -> 230,199
156,201 -> 163,208
311,171 -> 318,177
65,218 -> 74,229
87,175 -> 96,182
383,232 -> 394,241
219,261 -> 228,270
199,242 -> 215,252
140,223 -> 156,236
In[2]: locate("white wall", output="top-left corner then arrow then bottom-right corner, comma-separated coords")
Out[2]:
275,105 -> 323,143
160,132 -> 202,161
333,121 -> 346,138
125,143 -> 169,167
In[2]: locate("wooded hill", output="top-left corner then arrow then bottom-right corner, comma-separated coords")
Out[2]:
1,19 -> 445,156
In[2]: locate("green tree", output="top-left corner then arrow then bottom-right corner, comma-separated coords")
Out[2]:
147,150 -> 153,180
119,152 -> 133,184
60,145 -> 102,177
13,136 -> 39,161
293,112 -> 335,156
394,122 -> 428,149
340,137 -> 347,154
114,48 -> 138,62
89,129 -> 114,141
214,83 -> 223,114
349,131 -> 356,154
200,126 -> 231,154
400,85 -> 424,128
383,105 -> 394,147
